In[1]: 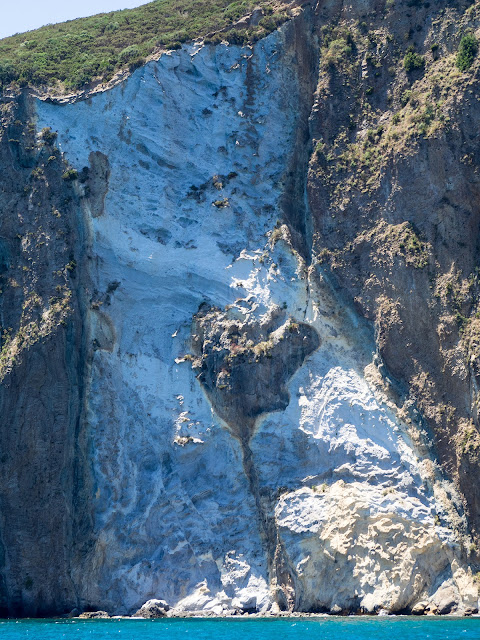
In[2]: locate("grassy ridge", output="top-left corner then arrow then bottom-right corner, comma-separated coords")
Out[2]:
0,0 -> 286,92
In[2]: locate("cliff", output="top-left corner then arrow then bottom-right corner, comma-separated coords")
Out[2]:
0,0 -> 479,617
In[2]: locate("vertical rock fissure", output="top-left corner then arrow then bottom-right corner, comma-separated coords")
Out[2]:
279,6 -> 320,265
68,170 -> 97,613
239,434 -> 296,611
192,306 -> 319,610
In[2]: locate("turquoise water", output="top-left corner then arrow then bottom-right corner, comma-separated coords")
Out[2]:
0,617 -> 480,640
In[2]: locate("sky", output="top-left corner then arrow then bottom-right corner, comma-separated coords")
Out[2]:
0,1 -> 149,39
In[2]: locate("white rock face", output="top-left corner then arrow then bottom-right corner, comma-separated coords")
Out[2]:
37,16 -> 479,615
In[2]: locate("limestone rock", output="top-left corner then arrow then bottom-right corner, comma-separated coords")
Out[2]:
34,19 -> 480,614
231,594 -> 258,613
411,602 -> 428,616
134,599 -> 170,618
79,611 -> 110,619
433,586 -> 458,615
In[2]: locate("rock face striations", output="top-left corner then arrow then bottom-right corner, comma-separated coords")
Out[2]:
0,94 -> 90,616
0,0 -> 480,617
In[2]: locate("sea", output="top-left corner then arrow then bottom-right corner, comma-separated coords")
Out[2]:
1,617 -> 480,640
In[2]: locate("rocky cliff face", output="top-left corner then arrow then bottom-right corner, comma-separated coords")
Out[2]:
0,94 -> 91,616
1,0 -> 480,617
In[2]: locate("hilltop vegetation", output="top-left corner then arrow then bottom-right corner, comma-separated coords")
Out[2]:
0,0 -> 286,92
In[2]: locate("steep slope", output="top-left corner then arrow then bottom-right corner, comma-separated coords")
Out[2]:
0,95 -> 91,615
308,0 -> 480,545
0,0 -> 479,618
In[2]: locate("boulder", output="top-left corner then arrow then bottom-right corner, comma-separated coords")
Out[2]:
232,594 -> 257,613
464,606 -> 479,616
434,587 -> 458,615
425,603 -> 438,615
79,611 -> 110,619
134,599 -> 170,618
411,601 -> 428,616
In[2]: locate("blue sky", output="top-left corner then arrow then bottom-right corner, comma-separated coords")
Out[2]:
1,1 -> 149,39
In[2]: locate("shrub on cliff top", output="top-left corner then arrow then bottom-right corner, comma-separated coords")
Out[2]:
0,60 -> 15,85
118,45 -> 141,64
456,33 -> 478,71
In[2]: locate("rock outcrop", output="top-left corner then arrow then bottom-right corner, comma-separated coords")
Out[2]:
308,0 -> 480,549
0,94 -> 91,616
0,0 -> 479,618
78,611 -> 110,619
134,599 -> 170,618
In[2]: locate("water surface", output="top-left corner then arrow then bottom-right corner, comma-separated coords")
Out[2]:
1,617 -> 480,640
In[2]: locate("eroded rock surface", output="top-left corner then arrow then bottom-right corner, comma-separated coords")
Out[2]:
0,0 -> 479,618
134,599 -> 170,618
0,95 -> 91,616
192,305 -> 319,441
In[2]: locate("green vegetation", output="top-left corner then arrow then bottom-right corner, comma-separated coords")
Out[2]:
61,168 -> 78,181
0,0 -> 286,92
204,10 -> 287,45
456,33 -> 478,71
212,197 -> 229,208
321,28 -> 355,69
0,290 -> 72,381
312,10 -> 473,203
403,49 -> 425,73
397,224 -> 429,268
324,37 -> 353,67
40,127 -> 57,145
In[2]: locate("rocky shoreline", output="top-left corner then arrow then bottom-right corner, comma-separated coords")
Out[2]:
72,599 -> 479,620
74,611 -> 480,619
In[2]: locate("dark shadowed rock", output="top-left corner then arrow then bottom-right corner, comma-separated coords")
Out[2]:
411,601 -> 427,616
434,587 -> 458,615
0,93 -> 91,617
192,304 -> 319,443
134,599 -> 170,618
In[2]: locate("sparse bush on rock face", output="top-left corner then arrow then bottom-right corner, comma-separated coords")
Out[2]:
321,30 -> 355,70
62,168 -> 78,181
403,49 -> 425,73
324,38 -> 353,67
41,127 -> 57,145
456,33 -> 478,71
